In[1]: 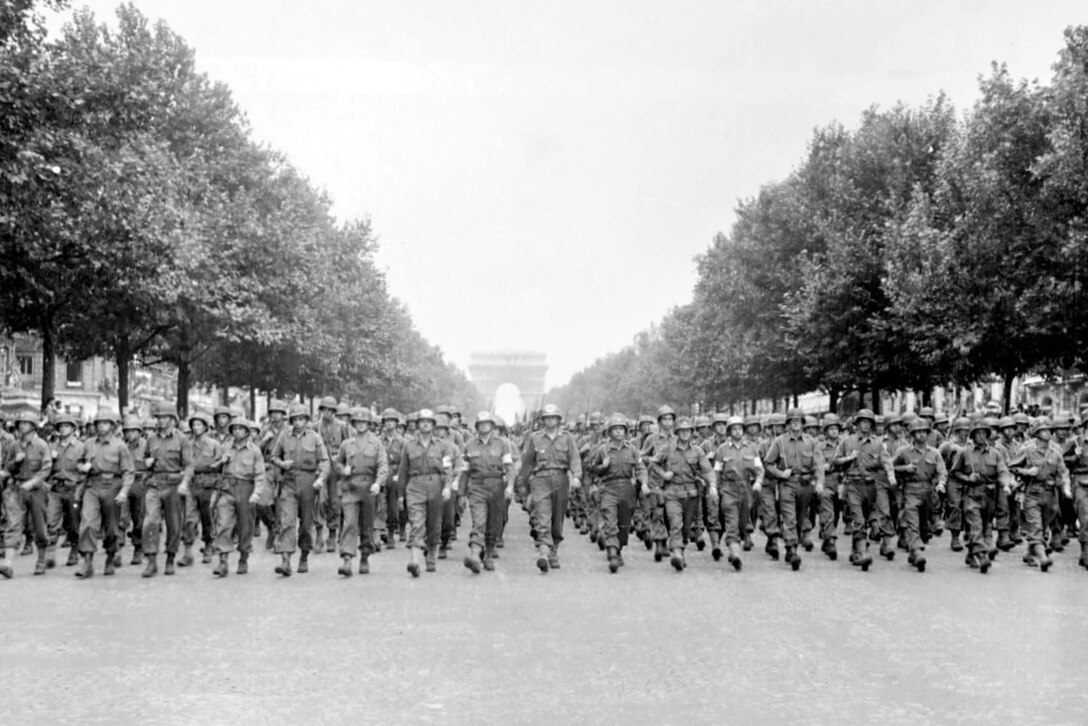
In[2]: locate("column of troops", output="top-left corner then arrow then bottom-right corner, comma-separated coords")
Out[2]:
1,396 -> 1086,579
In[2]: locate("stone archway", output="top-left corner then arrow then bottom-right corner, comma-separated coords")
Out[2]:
468,351 -> 547,420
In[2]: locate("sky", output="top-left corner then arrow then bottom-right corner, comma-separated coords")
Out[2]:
48,1 -> 1087,390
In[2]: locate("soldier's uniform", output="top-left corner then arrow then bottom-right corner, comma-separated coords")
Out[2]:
1069,420 -> 1088,567
458,413 -> 515,573
120,416 -> 150,565
256,402 -> 289,549
142,403 -> 193,577
335,409 -> 389,576
270,404 -> 330,575
587,414 -> 647,573
434,418 -> 462,558
516,404 -> 583,572
639,405 -> 677,561
762,409 -> 825,570
892,419 -> 948,571
0,412 -> 52,578
397,409 -> 457,576
948,419 -> 1013,573
378,408 -> 406,547
832,409 -> 897,571
46,414 -> 85,569
78,411 -> 135,577
315,397 -> 350,553
184,412 -> 223,566
816,414 -> 844,559
650,417 -> 713,570
712,418 -> 764,571
213,419 -> 271,576
1008,419 -> 1069,571
939,419 -> 971,551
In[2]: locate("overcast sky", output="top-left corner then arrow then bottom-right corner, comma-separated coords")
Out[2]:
53,1 -> 1086,389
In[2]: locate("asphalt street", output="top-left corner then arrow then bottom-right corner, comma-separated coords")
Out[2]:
2,507 -> 1086,725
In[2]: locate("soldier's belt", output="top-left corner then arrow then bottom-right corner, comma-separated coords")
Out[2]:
532,468 -> 567,477
48,478 -> 77,489
194,471 -> 220,481
220,475 -> 254,489
846,476 -> 876,486
470,474 -> 505,482
86,474 -> 120,484
346,474 -> 377,484
601,475 -> 633,484
149,472 -> 183,485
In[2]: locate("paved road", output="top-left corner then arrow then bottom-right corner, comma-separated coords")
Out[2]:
2,508 -> 1085,725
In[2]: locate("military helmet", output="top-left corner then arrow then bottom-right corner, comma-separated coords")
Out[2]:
447,404 -> 461,416
606,413 -> 629,431
589,411 -> 603,425
474,411 -> 495,428
317,396 -> 338,411
54,413 -> 77,428
674,417 -> 694,431
287,403 -> 310,421
1052,413 -> 1075,430
656,404 -> 676,421
540,404 -> 563,421
933,413 -> 949,426
712,412 -> 731,426
268,400 -> 288,416
380,408 -> 400,422
416,408 -> 437,425
493,414 -> 507,429
188,411 -> 212,429
122,415 -> 143,431
350,407 -> 371,423
952,416 -> 971,432
883,413 -> 902,428
14,411 -> 39,427
785,408 -> 805,424
919,406 -> 935,419
997,416 -> 1016,430
854,409 -> 876,424
726,415 -> 745,430
95,409 -> 120,426
1012,412 -> 1030,426
802,415 -> 819,429
336,402 -> 351,417
1029,418 -> 1052,437
229,417 -> 253,431
822,413 -> 842,431
406,411 -> 419,423
982,416 -> 1000,430
142,417 -> 157,431
434,417 -> 450,430
435,404 -> 453,417
968,418 -> 993,437
908,418 -> 931,433
767,413 -> 786,427
744,415 -> 762,429
902,412 -> 919,425
213,405 -> 233,419
694,415 -> 712,429
152,402 -> 179,420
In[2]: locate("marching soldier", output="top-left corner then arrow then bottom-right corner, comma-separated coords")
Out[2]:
183,411 -> 222,566
762,408 -> 825,571
335,408 -> 389,577
398,409 -> 457,576
457,412 -> 515,574
75,410 -> 135,578
433,413 -> 462,559
378,408 -> 407,547
1008,418 -> 1070,572
947,418 -> 1013,574
270,404 -> 330,576
940,417 -> 971,552
648,417 -> 713,571
121,414 -> 150,565
516,404 -> 583,573
639,405 -> 677,561
832,409 -> 897,572
315,396 -> 349,553
892,418 -> 947,572
587,414 -> 647,573
45,413 -> 84,569
712,415 -> 764,570
1070,418 -> 1088,569
212,418 -> 270,577
698,413 -> 733,562
0,412 -> 52,578
255,400 -> 288,550
817,414 -> 844,560
141,403 -> 192,578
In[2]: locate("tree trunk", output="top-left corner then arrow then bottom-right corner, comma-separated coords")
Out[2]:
1003,373 -> 1014,415
117,355 -> 130,413
177,360 -> 190,419
828,386 -> 840,414
871,386 -> 881,415
40,318 -> 55,411
792,393 -> 799,408
921,387 -> 932,408
249,387 -> 257,420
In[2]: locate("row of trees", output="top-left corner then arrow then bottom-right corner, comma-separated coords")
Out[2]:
550,27 -> 1088,416
0,2 -> 482,416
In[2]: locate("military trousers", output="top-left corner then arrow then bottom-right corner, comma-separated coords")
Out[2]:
46,483 -> 79,554
899,481 -> 934,552
183,474 -> 218,548
778,478 -> 812,547
339,476 -> 377,557
845,479 -> 879,545
663,482 -> 698,550
120,474 -> 147,552
963,484 -> 996,556
274,471 -> 317,555
719,478 -> 751,546
78,478 -> 122,555
405,473 -> 444,551
2,483 -> 47,550
1021,483 -> 1057,546
529,471 -> 570,551
467,477 -> 505,552
599,479 -> 636,550
142,476 -> 183,555
214,477 -> 255,554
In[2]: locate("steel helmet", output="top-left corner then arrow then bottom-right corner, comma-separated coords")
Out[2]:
152,402 -> 178,420
767,413 -> 786,427
656,405 -> 676,421
744,415 -> 762,429
589,412 -> 603,425
287,404 -> 310,421
694,415 -> 712,429
433,417 -> 450,430
318,396 -> 338,411
435,404 -> 454,417
822,413 -> 842,430
122,415 -> 143,431
1052,413 -> 1075,429
884,413 -> 902,428
934,414 -> 949,426
493,414 -> 507,429
142,417 -> 157,431
784,408 -> 805,424
380,408 -> 401,423
725,416 -> 745,430
474,412 -> 496,428
350,407 -> 372,423
406,411 -> 419,424
997,416 -> 1016,430
15,411 -> 40,427
188,411 -> 212,429
416,409 -> 437,425
1028,418 -> 1052,437
268,400 -> 288,416
540,404 -> 563,421
336,402 -> 351,417
902,411 -> 919,425
802,415 -> 819,429
919,406 -> 935,419
94,409 -> 120,425
447,404 -> 461,416
229,417 -> 253,431
1012,412 -> 1030,426
54,413 -> 77,428
951,416 -> 971,432
908,418 -> 931,433
712,412 -> 731,426
674,417 -> 694,431
854,409 -> 876,424
213,405 -> 233,419
969,419 -> 993,437
606,413 -> 629,431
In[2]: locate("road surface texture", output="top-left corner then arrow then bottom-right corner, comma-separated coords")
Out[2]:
2,506 -> 1085,725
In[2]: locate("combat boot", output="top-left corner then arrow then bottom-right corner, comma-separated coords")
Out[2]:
670,548 -> 685,572
1035,543 -> 1052,573
852,540 -> 872,571
164,553 -> 176,575
201,545 -> 213,564
653,540 -> 666,563
1050,532 -> 1065,553
178,543 -> 194,567
213,553 -> 229,578
275,554 -> 292,577
709,532 -> 723,562
764,535 -> 779,561
297,551 -> 309,573
463,545 -> 482,574
407,548 -> 421,578
265,529 -> 274,550
979,551 -> 992,574
1079,541 -> 1088,570
113,551 -> 123,569
425,550 -> 436,573
801,532 -> 814,552
548,548 -> 561,570
66,546 -> 79,566
482,549 -> 495,571
535,545 -> 550,573
949,531 -> 964,552
695,534 -> 706,551
75,554 -> 94,579
438,543 -> 448,560
326,531 -> 337,553
358,554 -> 370,575
607,547 -> 620,574
742,532 -> 753,551
997,531 -> 1014,551
104,553 -> 116,576
131,548 -> 143,566
616,548 -> 625,568
785,545 -> 801,571
20,538 -> 33,556
822,537 -> 838,561
45,545 -> 56,569
727,542 -> 742,571
0,549 -> 11,579
880,535 -> 895,560
314,526 -> 325,553
33,546 -> 47,575
911,549 -> 926,573
338,556 -> 353,577
237,552 -> 249,575
142,556 -> 157,578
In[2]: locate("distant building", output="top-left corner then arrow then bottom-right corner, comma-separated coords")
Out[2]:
468,350 -> 547,422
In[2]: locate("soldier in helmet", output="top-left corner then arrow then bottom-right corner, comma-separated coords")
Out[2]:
698,413 -> 733,562
212,406 -> 234,444
457,412 -> 516,573
140,403 -> 193,578
120,414 -> 150,564
211,418 -> 270,577
947,418 -> 1013,573
1052,415 -> 1079,551
255,400 -> 288,550
1068,417 -> 1088,568
74,410 -> 135,578
940,417 -> 971,552
711,415 -> 764,571
646,417 -> 713,571
398,409 -> 458,576
1008,418 -> 1070,572
315,396 -> 349,554
378,408 -> 407,547
182,411 -> 223,567
516,404 -> 583,573
433,414 -> 462,559
0,412 -> 52,578
817,414 -> 844,560
638,405 -> 677,562
335,402 -> 352,427
577,411 -> 606,543
45,413 -> 85,570
270,404 -> 330,576
335,408 -> 389,577
832,409 -> 897,572
892,418 -> 947,572
762,408 -> 825,570
587,414 -> 647,573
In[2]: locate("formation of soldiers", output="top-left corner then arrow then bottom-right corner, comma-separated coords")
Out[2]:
2,396 -> 1087,579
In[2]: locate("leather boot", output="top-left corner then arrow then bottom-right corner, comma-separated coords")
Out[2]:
535,545 -> 550,573
949,531 -> 963,551
607,546 -> 620,573
113,551 -> 122,568
997,531 -> 1014,551
670,548 -> 685,572
338,556 -> 353,577
463,545 -> 482,574
201,545 -> 213,564
45,545 -> 56,569
727,542 -> 742,571
297,552 -> 309,573
104,553 -> 116,576
407,548 -> 421,577
164,553 -> 176,575
66,547 -> 79,566
142,556 -> 157,578
1079,541 -> 1088,570
482,549 -> 495,571
358,554 -> 369,575
178,543 -> 194,567
548,548 -> 561,570
822,536 -> 838,560
880,535 -> 896,560
275,553 -> 292,577
425,550 -> 436,572
438,543 -> 448,560
1036,543 -> 1052,573
0,549 -> 11,579
213,553 -> 229,577
34,545 -> 48,575
764,535 -> 779,561
786,545 -> 801,571
131,548 -> 143,566
326,532 -> 337,553
801,532 -> 814,552
21,538 -> 33,556
237,552 -> 249,574
708,531 -> 723,561
912,548 -> 926,572
742,532 -> 753,551
75,554 -> 94,579
314,526 -> 325,553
